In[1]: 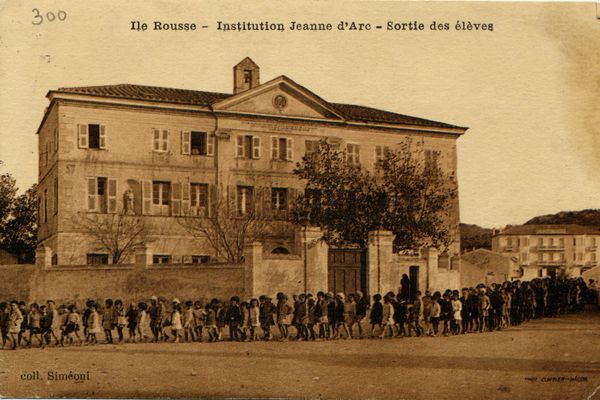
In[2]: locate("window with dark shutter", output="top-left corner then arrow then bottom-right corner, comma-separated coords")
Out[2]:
88,124 -> 101,149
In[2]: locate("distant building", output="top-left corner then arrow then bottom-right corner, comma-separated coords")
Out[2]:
491,224 -> 600,279
461,248 -> 520,287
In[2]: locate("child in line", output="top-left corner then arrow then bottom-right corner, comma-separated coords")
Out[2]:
429,293 -> 441,337
205,300 -> 219,342
240,301 -> 250,341
114,300 -> 127,343
136,302 -> 152,343
62,304 -> 83,346
370,294 -> 383,338
249,299 -> 260,341
28,303 -> 44,348
103,299 -> 114,344
380,295 -> 396,339
183,300 -> 195,342
87,303 -> 102,345
170,299 -> 183,343
451,293 -> 463,335
259,296 -> 275,341
126,303 -> 138,343
276,293 -> 292,341
192,301 -> 206,342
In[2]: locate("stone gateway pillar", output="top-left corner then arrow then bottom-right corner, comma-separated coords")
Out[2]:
367,230 -> 395,296
301,226 -> 328,294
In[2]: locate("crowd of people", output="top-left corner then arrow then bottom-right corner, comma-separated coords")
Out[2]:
0,276 -> 596,350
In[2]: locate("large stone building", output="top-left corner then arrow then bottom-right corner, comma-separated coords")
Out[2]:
36,57 -> 466,296
492,224 -> 600,279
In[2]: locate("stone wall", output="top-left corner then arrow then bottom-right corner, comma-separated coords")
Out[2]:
0,264 -> 37,300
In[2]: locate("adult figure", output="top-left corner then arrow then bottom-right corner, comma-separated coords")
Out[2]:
400,274 -> 411,301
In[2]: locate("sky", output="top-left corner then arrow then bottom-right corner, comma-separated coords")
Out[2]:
0,1 -> 598,229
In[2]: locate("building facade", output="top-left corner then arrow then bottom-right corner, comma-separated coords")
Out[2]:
491,224 -> 600,279
461,248 -> 520,287
36,58 -> 465,293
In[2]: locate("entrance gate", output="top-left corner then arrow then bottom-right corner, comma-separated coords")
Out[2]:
327,248 -> 367,295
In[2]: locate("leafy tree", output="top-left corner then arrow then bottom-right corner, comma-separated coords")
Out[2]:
0,167 -> 17,229
0,161 -> 37,263
292,139 -> 457,251
1,184 -> 38,263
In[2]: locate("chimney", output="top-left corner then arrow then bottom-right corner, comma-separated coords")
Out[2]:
233,57 -> 260,94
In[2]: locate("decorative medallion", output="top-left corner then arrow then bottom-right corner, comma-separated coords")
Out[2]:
272,94 -> 288,110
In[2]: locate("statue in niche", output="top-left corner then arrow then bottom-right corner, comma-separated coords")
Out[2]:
124,189 -> 135,215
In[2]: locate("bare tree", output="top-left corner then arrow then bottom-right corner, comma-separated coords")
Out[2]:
178,190 -> 288,264
73,212 -> 149,264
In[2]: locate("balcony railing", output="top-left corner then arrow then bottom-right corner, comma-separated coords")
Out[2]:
536,245 -> 565,251
537,260 -> 567,266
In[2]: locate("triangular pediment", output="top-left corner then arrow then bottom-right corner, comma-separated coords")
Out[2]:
213,76 -> 344,120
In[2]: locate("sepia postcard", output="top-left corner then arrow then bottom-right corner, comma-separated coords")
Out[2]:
0,0 -> 599,399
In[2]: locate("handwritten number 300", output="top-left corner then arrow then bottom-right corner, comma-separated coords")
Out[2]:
32,8 -> 67,25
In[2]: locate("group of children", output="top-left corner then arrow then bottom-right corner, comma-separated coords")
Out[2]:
0,276 -> 592,349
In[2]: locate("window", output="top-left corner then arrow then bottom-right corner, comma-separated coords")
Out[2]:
53,177 -> 58,215
538,269 -> 543,278
305,140 -> 320,156
190,183 -> 209,217
191,255 -> 211,264
375,145 -> 391,165
346,143 -> 360,164
244,70 -> 252,84
77,124 -> 106,150
152,255 -> 171,265
549,237 -> 554,247
236,135 -> 261,159
86,177 -> 117,213
153,129 -> 169,152
538,238 -> 543,247
181,131 -> 214,156
507,237 -> 512,246
573,237 -> 577,246
591,237 -> 597,247
578,252 -> 583,262
152,181 -> 171,216
87,253 -> 109,265
592,252 -> 597,261
51,254 -> 58,265
523,237 -> 529,247
237,186 -> 254,216
54,128 -> 59,154
559,253 -> 565,261
559,238 -> 564,247
271,137 -> 293,161
521,253 -> 528,262
271,188 -> 288,211
271,246 -> 290,255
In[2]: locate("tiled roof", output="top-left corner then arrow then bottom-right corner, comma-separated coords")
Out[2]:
330,102 -> 461,129
498,224 -> 600,236
55,84 -> 230,106
53,84 -> 463,130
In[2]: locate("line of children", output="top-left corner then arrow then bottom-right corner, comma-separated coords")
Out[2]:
0,276 -> 591,349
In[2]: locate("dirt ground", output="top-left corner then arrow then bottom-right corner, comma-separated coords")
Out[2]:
0,311 -> 599,399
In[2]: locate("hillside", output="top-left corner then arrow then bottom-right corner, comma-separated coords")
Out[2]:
525,209 -> 600,227
460,223 -> 492,252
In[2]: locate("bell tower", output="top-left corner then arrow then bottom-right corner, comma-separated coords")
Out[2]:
233,57 -> 260,94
